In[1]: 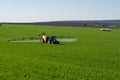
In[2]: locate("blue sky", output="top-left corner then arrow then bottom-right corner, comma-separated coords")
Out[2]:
0,0 -> 120,22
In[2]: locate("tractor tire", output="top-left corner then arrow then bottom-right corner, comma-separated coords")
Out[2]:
48,40 -> 51,44
40,39 -> 44,43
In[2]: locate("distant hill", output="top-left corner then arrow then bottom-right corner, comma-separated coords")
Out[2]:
33,20 -> 120,24
30,20 -> 120,27
3,20 -> 120,28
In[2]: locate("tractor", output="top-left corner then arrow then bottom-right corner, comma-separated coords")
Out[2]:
48,36 -> 59,44
40,33 -> 59,44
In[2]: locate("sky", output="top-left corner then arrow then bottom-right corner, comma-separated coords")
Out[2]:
0,0 -> 120,22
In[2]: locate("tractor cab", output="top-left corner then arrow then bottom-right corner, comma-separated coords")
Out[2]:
40,33 -> 49,43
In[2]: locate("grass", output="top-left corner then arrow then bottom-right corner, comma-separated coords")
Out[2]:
0,24 -> 120,80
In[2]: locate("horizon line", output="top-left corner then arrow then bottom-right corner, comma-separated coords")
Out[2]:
1,19 -> 120,23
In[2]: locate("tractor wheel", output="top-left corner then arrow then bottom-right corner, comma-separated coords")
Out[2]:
48,40 -> 51,44
41,39 -> 44,43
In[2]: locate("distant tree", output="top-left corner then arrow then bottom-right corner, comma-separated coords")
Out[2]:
83,24 -> 87,26
0,23 -> 2,26
102,24 -> 110,28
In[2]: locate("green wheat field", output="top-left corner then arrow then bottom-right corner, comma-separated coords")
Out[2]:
0,24 -> 120,80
